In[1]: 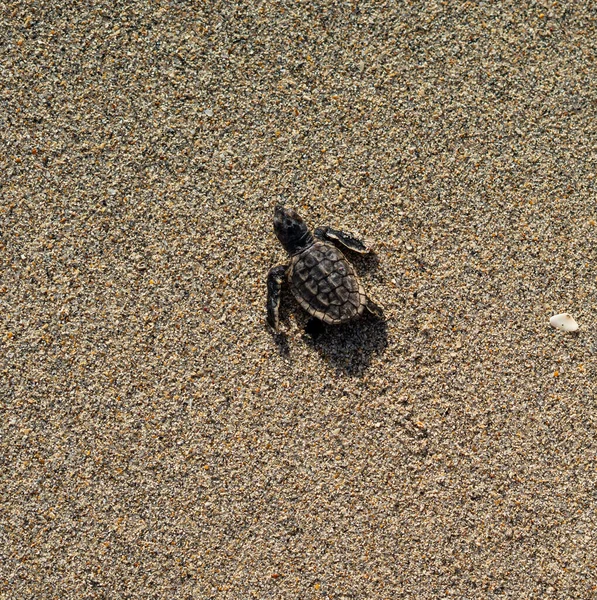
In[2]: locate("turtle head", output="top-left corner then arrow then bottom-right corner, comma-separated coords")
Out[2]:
273,205 -> 314,255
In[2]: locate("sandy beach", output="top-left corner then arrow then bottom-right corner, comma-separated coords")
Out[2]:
2,1 -> 596,598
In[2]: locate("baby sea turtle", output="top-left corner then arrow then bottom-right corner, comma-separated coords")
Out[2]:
267,205 -> 383,332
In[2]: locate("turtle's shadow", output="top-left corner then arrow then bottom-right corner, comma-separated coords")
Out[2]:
302,314 -> 388,376
271,330 -> 291,358
273,297 -> 388,375
350,251 -> 381,272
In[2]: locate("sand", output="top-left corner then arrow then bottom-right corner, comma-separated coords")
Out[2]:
2,1 -> 596,598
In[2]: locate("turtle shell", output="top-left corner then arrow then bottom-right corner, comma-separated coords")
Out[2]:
288,241 -> 366,324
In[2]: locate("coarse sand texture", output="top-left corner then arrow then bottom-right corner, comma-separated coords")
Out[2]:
1,1 -> 596,598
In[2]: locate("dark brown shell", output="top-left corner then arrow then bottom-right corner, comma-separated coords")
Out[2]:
288,241 -> 366,324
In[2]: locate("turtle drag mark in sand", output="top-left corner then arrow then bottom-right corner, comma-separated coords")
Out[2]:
266,205 -> 383,332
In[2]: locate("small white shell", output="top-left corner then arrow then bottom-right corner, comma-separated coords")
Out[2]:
549,313 -> 579,332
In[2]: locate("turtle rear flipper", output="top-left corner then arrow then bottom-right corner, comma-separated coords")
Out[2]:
314,226 -> 371,254
266,265 -> 287,332
365,296 -> 384,318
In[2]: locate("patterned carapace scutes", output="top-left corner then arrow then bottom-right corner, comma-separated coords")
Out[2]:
290,241 -> 366,324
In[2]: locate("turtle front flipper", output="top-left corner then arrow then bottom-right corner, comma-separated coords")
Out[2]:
266,265 -> 288,332
314,226 -> 371,254
365,296 -> 384,318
